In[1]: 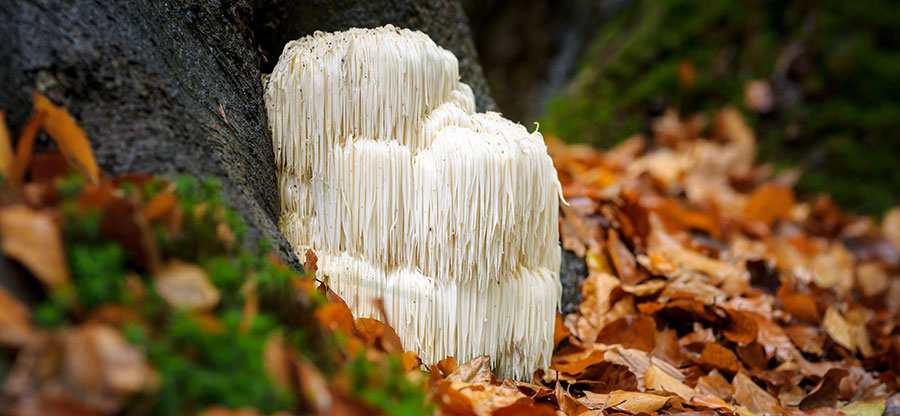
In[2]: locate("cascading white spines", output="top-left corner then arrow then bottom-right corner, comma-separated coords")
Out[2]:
265,25 -> 561,380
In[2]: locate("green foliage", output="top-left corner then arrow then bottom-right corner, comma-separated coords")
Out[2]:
347,353 -> 432,416
542,0 -> 900,214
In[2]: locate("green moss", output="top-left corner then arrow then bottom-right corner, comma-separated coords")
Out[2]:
542,0 -> 900,214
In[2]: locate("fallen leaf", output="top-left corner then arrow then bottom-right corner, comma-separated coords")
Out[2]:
553,312 -> 569,349
733,372 -> 780,416
447,355 -> 492,385
644,364 -> 694,400
437,356 -> 459,377
699,343 -> 744,374
696,369 -> 732,401
0,204 -> 69,289
8,111 -> 44,190
0,111 -> 12,179
743,184 -> 794,227
823,307 -> 855,353
799,368 -> 849,410
838,400 -> 886,416
492,398 -> 558,416
154,261 -> 220,311
354,317 -> 403,354
784,325 -> 825,355
315,302 -> 355,334
32,93 -> 99,183
581,390 -> 669,413
0,286 -> 33,346
596,314 -> 657,352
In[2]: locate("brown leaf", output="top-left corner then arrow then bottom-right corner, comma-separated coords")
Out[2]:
696,369 -> 732,401
304,249 -> 318,272
553,312 -> 570,349
0,204 -> 69,289
153,261 -> 220,311
32,93 -> 99,183
652,328 -> 684,367
581,390 -> 669,413
799,368 -> 849,411
785,325 -> 825,355
743,184 -> 794,227
9,111 -> 44,190
0,111 -> 12,179
607,230 -> 644,284
400,351 -> 421,372
577,361 -> 638,393
354,317 -> 403,354
492,398 -> 558,416
101,197 -> 161,272
644,364 -> 694,400
823,307 -> 855,353
733,372 -> 780,415
0,286 -> 34,346
315,302 -> 355,334
724,309 -> 759,346
699,343 -> 744,375
447,355 -> 492,385
142,192 -> 178,223
596,314 -> 657,352
437,356 -> 459,377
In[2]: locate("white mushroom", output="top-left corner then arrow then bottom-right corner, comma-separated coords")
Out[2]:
265,25 -> 561,380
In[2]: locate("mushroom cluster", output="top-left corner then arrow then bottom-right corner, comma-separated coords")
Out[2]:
265,25 -> 561,379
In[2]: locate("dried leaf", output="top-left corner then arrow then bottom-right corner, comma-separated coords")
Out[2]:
699,343 -> 744,374
823,307 -> 855,353
0,286 -> 33,346
447,355 -> 492,385
0,111 -> 12,179
9,111 -> 44,190
644,364 -> 694,400
697,369 -> 732,401
581,390 -> 669,413
315,302 -> 355,334
799,368 -> 849,410
733,372 -> 780,416
0,204 -> 69,289
743,184 -> 794,227
32,93 -> 99,183
154,261 -> 220,311
596,314 -> 657,352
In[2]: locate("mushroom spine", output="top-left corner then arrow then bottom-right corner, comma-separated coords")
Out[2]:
265,25 -> 561,380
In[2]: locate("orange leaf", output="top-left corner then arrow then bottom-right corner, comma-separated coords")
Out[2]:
596,314 -> 657,352
315,302 -> 355,334
743,184 -> 794,226
0,204 -> 69,289
143,192 -> 177,223
9,111 -> 45,190
32,93 -> 100,183
0,111 -> 12,179
699,343 -> 744,374
553,312 -> 570,349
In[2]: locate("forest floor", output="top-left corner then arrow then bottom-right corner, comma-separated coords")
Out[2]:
0,96 -> 898,415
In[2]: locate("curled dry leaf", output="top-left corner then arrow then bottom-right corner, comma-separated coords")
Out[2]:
699,343 -> 744,375
32,93 -> 100,183
732,372 -> 780,416
0,286 -> 33,346
0,111 -> 12,179
447,355 -> 492,385
595,314 -> 657,352
153,261 -> 220,312
822,307 -> 855,353
644,364 -> 694,400
581,390 -> 669,413
0,204 -> 69,289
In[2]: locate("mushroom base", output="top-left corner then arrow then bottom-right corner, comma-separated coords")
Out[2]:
315,251 -> 561,380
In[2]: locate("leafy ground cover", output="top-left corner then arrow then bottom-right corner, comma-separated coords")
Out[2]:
541,0 -> 900,215
0,96 -> 899,415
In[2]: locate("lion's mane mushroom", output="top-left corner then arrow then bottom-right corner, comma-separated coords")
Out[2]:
265,25 -> 561,379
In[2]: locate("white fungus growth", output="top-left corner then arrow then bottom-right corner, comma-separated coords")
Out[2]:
265,25 -> 562,380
